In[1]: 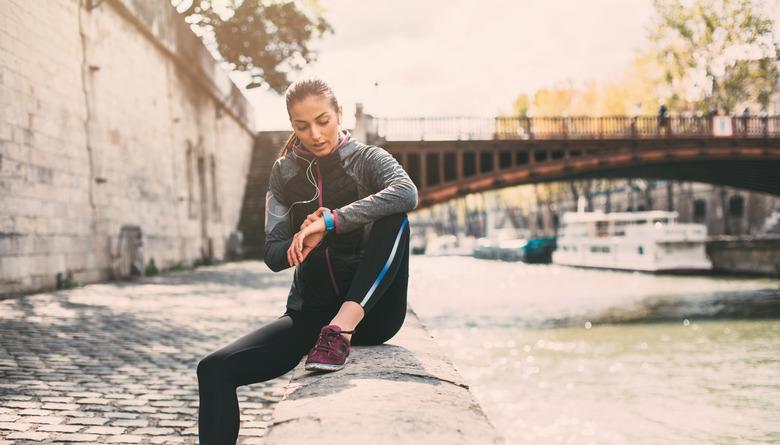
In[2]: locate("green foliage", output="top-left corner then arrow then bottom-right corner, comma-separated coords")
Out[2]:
649,0 -> 779,113
145,258 -> 159,276
165,262 -> 195,273
193,256 -> 221,268
174,0 -> 333,93
56,271 -> 74,290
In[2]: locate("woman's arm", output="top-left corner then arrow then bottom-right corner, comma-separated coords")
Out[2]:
332,146 -> 418,234
264,160 -> 294,272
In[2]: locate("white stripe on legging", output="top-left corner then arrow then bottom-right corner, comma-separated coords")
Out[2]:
360,217 -> 409,307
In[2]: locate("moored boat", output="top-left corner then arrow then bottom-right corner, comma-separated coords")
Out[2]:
552,210 -> 712,273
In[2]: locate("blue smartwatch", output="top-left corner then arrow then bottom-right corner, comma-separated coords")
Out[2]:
322,209 -> 335,232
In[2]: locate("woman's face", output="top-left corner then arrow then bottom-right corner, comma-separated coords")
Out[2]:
289,94 -> 342,157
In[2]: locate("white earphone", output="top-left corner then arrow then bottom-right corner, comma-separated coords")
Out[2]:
266,147 -> 321,219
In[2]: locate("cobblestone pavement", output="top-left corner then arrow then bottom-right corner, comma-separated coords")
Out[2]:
0,261 -> 295,444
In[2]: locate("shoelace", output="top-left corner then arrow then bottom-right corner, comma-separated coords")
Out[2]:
312,329 -> 354,354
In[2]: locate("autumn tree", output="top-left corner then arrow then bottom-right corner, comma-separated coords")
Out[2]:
511,53 -> 666,118
649,0 -> 779,113
532,84 -> 576,116
512,94 -> 530,117
173,0 -> 332,92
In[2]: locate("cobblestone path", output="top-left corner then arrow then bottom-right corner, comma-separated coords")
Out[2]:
0,261 -> 295,444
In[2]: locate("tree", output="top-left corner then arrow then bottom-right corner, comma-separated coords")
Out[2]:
532,84 -> 576,116
649,0 -> 779,113
512,93 -> 530,117
509,51 -> 667,118
173,0 -> 332,93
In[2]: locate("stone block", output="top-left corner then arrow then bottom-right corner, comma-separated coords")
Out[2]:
264,310 -> 504,445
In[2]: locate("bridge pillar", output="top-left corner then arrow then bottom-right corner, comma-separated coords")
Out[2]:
439,151 -> 445,185
420,151 -> 428,189
456,150 -> 464,183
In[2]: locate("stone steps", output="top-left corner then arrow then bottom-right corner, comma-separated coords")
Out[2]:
238,131 -> 290,258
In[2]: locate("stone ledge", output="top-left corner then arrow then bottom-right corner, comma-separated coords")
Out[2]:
264,308 -> 504,445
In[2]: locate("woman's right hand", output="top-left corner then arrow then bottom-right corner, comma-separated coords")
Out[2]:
287,228 -> 326,266
288,208 -> 329,266
300,207 -> 329,231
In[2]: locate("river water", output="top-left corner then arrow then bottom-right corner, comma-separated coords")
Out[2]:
406,256 -> 780,444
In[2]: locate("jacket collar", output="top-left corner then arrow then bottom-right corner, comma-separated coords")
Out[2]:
291,130 -> 352,164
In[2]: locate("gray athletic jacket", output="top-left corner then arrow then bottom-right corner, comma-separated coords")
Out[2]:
264,133 -> 418,311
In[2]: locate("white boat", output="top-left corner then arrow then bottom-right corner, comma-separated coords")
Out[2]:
552,210 -> 712,273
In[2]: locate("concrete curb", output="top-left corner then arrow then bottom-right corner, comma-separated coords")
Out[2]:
265,308 -> 504,444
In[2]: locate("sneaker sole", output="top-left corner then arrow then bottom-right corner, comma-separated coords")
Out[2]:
304,358 -> 348,372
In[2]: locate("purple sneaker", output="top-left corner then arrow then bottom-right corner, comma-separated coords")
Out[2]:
305,325 -> 354,372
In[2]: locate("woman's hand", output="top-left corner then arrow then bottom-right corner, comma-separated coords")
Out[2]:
287,210 -> 328,266
300,207 -> 329,231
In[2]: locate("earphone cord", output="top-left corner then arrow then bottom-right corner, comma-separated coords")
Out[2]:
266,149 -> 321,219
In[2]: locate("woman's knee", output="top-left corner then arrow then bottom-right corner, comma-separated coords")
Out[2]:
196,349 -> 229,380
367,213 -> 409,245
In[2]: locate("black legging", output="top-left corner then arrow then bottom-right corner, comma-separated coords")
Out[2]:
197,213 -> 410,444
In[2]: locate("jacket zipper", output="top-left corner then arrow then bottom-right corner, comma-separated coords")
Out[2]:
315,161 -> 341,298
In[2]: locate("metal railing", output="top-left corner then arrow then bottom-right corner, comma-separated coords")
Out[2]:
371,115 -> 780,141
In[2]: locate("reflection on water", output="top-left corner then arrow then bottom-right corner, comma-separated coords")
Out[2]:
407,256 -> 780,444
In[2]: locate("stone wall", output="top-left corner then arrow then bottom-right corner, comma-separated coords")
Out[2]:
0,0 -> 256,296
707,237 -> 780,277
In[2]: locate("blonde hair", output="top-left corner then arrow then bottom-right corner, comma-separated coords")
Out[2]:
279,78 -> 340,157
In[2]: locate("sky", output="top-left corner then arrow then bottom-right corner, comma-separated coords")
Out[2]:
238,0 -> 777,131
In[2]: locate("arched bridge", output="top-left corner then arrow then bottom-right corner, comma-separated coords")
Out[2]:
358,115 -> 780,208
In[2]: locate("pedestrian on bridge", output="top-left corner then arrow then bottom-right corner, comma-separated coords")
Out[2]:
658,103 -> 668,135
196,78 -> 419,444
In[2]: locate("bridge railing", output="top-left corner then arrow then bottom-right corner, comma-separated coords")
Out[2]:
372,115 -> 780,141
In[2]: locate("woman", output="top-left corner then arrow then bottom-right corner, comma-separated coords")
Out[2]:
197,78 -> 418,444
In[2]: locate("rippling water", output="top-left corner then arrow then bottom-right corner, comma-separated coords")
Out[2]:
407,256 -> 780,444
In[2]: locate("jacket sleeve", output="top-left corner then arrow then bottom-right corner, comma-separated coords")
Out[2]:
264,160 -> 294,272
332,146 -> 418,234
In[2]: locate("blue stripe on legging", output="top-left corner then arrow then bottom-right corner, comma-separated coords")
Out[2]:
359,216 -> 409,307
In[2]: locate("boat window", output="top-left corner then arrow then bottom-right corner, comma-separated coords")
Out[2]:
652,218 -> 669,225
638,246 -> 644,255
729,195 -> 744,218
596,221 -> 609,237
